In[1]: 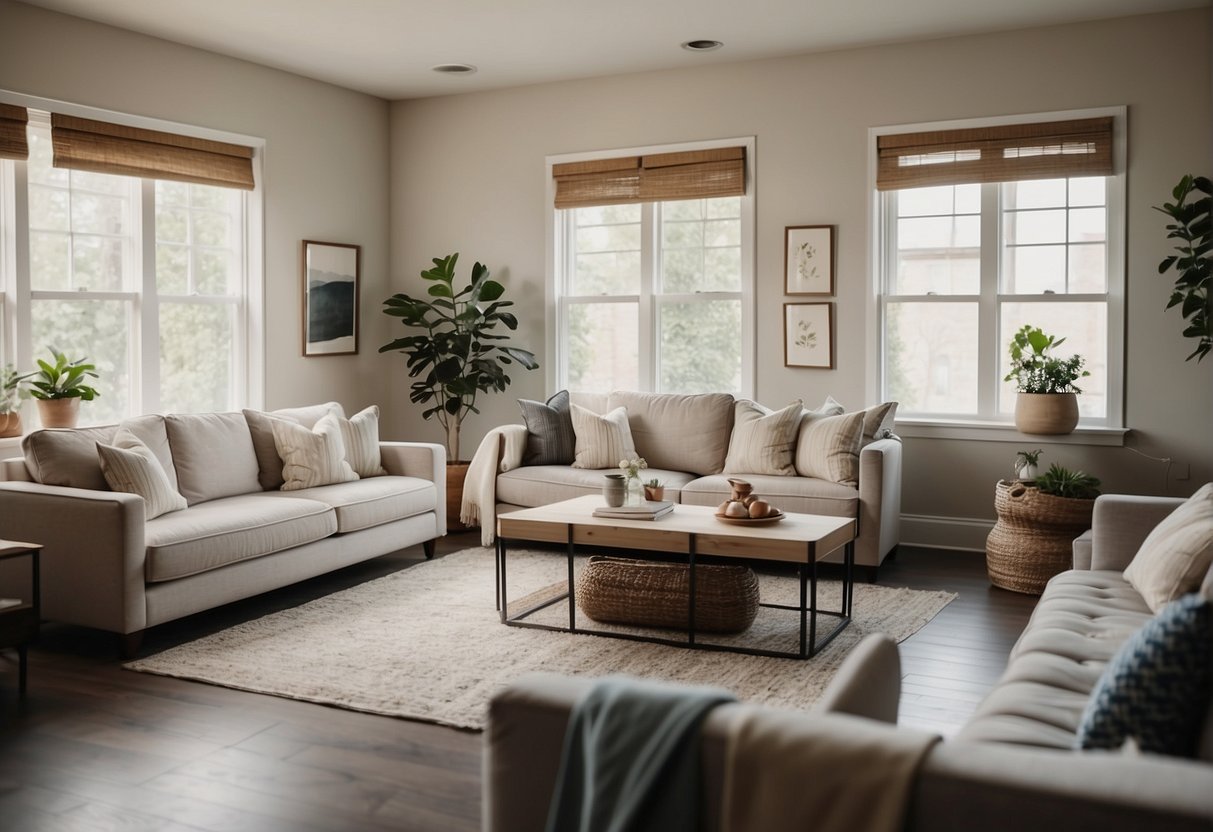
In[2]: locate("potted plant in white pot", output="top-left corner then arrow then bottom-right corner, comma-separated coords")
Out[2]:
25,348 -> 100,429
1013,448 -> 1042,482
380,253 -> 538,530
1004,325 -> 1088,435
0,363 -> 27,438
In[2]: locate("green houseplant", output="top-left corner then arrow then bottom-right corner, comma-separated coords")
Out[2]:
1034,463 -> 1101,500
25,347 -> 100,429
0,363 -> 27,438
1004,325 -> 1088,435
1154,174 -> 1211,362
1013,448 -> 1042,481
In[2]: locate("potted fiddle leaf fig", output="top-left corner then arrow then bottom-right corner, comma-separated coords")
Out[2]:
1004,325 -> 1088,435
1154,174 -> 1211,362
381,253 -> 538,529
26,347 -> 100,429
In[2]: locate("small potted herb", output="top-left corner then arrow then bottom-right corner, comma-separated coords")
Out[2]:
1013,449 -> 1042,482
643,478 -> 665,502
1005,325 -> 1088,435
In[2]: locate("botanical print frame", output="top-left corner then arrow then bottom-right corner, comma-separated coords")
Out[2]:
784,302 -> 834,369
784,225 -> 835,296
302,240 -> 360,357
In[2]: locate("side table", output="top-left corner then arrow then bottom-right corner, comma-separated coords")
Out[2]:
0,539 -> 42,698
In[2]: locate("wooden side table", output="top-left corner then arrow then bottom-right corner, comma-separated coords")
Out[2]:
0,539 -> 42,698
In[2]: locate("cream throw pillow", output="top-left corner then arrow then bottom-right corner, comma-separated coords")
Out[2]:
339,406 -> 387,477
96,435 -> 187,520
570,404 -> 638,469
1124,483 -> 1213,612
794,411 -> 865,484
723,400 -> 803,476
271,413 -> 359,491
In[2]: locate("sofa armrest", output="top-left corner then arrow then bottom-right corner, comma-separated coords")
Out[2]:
815,633 -> 901,723
856,438 -> 902,568
1089,494 -> 1184,572
0,481 -> 147,634
380,441 -> 446,534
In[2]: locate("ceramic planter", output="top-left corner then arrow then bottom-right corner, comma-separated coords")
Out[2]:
1014,392 -> 1078,435
36,397 -> 81,429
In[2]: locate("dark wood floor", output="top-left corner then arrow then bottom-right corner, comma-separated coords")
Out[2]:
0,535 -> 1038,831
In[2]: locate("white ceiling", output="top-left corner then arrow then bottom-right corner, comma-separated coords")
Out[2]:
18,0 -> 1209,99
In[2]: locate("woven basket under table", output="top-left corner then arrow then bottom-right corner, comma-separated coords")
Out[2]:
575,556 -> 760,634
986,480 -> 1094,595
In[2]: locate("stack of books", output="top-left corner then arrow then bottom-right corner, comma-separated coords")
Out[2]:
592,500 -> 675,521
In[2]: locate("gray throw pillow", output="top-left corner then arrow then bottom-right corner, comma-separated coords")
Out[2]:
519,390 -> 575,466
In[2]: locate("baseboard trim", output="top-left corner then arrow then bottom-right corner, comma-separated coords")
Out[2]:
901,513 -> 994,553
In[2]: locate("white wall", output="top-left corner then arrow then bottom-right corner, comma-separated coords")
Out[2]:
0,0 -> 391,415
389,9 -> 1213,540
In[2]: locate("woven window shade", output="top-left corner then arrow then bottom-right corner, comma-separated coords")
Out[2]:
51,114 -> 255,190
554,146 -> 745,209
877,117 -> 1113,191
0,104 -> 29,161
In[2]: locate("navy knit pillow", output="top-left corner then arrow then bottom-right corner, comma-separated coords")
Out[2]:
519,390 -> 575,466
1076,593 -> 1213,756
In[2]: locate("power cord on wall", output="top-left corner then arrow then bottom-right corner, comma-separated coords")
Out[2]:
1123,445 -> 1174,496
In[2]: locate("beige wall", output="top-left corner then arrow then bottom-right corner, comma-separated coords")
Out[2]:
0,0 -> 391,415
389,9 -> 1213,539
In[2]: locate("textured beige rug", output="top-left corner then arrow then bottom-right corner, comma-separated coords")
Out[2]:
127,547 -> 954,730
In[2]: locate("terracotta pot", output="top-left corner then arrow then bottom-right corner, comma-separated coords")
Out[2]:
36,397 -> 81,429
1014,392 -> 1078,435
0,410 -> 21,438
643,485 -> 665,502
446,460 -> 471,532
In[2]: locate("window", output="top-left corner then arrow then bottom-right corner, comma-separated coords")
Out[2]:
1,108 -> 259,428
551,141 -> 754,396
876,111 -> 1123,428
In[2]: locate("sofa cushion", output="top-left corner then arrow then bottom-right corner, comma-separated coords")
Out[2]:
144,493 -> 337,582
723,400 -> 802,476
680,474 -> 859,519
606,391 -> 735,476
272,413 -> 359,491
861,401 -> 898,442
262,476 -> 436,533
498,466 -> 699,508
338,405 -> 388,478
22,424 -> 118,490
97,436 -> 187,520
244,402 -> 344,490
1077,593 -> 1212,756
570,405 -> 638,470
793,411 -> 864,485
519,390 -> 576,466
1123,483 -> 1213,613
166,412 -> 262,505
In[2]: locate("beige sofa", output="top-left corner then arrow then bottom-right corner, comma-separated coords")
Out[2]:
0,405 -> 445,654
484,493 -> 1213,831
464,390 -> 902,577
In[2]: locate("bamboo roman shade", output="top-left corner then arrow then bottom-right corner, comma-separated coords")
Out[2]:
554,146 -> 746,209
0,104 -> 29,161
876,117 -> 1113,191
51,114 -> 255,190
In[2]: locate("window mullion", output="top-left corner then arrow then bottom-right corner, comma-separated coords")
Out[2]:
639,202 -> 656,392
10,161 -> 31,376
138,179 -> 158,414
976,182 -> 1000,419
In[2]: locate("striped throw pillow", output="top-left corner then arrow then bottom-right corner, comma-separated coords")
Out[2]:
794,410 -> 865,484
339,406 -> 387,477
570,404 -> 638,469
272,413 -> 359,491
519,390 -> 576,466
723,400 -> 803,476
96,436 -> 187,520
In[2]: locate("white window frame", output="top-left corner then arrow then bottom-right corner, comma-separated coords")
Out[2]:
866,107 -> 1127,445
545,136 -> 756,398
0,90 -> 265,425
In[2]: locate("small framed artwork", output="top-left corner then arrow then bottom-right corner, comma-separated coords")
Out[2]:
785,302 -> 834,369
302,240 -> 360,356
784,225 -> 835,296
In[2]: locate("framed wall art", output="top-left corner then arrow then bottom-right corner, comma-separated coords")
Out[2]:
302,240 -> 360,356
784,302 -> 834,369
784,225 -> 835,296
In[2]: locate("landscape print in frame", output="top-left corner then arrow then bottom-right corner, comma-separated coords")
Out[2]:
784,225 -> 835,296
303,240 -> 360,356
785,302 -> 834,368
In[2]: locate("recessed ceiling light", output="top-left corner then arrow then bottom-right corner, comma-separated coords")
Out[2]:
681,40 -> 723,52
431,63 -> 478,75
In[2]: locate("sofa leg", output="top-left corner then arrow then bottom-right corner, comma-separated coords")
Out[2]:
864,566 -> 879,584
120,631 -> 144,660
885,545 -> 899,562
422,539 -> 436,560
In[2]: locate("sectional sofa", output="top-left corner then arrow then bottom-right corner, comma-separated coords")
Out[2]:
0,403 -> 445,654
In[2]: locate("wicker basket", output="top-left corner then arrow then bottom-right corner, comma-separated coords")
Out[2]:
576,556 -> 760,634
986,480 -> 1094,594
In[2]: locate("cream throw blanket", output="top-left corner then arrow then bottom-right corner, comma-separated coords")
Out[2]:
724,707 -> 940,832
460,425 -> 527,546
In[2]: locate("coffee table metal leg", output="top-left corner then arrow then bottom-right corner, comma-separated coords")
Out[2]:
799,563 -> 808,658
495,538 -> 503,612
845,541 -> 855,616
809,556 -> 819,656
567,529 -> 576,632
687,538 -> 697,647
499,539 -> 508,623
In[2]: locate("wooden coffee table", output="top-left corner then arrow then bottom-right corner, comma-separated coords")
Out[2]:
495,496 -> 856,659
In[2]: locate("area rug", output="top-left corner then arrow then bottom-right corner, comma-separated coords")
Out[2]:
126,547 -> 955,730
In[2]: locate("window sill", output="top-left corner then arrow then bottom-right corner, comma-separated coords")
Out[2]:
895,418 -> 1128,446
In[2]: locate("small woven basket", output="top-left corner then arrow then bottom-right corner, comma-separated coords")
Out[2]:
576,556 -> 760,634
986,480 -> 1094,594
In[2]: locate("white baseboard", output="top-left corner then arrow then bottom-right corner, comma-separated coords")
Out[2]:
901,513 -> 994,553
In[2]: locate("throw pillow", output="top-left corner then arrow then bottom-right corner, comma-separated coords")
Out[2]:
271,413 -> 359,491
861,401 -> 898,443
339,405 -> 387,477
1076,593 -> 1213,757
794,411 -> 865,484
96,436 -> 187,520
244,402 -> 344,490
570,404 -> 638,470
1123,483 -> 1213,612
723,400 -> 803,476
519,390 -> 575,466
